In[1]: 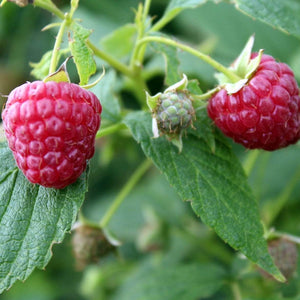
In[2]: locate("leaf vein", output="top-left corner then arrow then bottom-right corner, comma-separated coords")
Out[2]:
3,184 -> 40,281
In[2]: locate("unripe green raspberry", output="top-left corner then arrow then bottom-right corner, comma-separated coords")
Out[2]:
155,91 -> 195,134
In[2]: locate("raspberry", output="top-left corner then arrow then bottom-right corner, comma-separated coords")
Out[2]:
207,54 -> 300,150
2,81 -> 102,189
155,91 -> 195,134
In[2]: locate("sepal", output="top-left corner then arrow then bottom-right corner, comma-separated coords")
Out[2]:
215,35 -> 264,93
146,91 -> 162,111
232,34 -> 255,77
43,57 -> 72,83
165,73 -> 188,93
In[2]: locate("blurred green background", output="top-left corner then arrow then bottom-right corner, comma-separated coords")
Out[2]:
0,0 -> 300,299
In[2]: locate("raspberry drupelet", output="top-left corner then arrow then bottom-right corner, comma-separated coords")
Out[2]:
207,54 -> 300,150
2,81 -> 102,189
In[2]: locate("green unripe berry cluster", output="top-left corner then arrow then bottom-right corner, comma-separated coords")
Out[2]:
155,91 -> 195,134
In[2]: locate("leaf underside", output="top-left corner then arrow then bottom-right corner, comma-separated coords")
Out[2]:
233,0 -> 300,39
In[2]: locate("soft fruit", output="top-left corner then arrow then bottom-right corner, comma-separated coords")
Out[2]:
2,81 -> 102,188
207,54 -> 300,150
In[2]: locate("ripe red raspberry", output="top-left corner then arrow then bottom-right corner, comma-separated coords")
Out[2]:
207,54 -> 300,150
2,81 -> 102,189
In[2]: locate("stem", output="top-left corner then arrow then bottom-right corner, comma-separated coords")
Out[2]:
136,36 -> 241,82
192,86 -> 220,101
132,75 -> 149,109
268,231 -> 300,245
130,0 -> 152,69
34,0 -> 65,20
49,19 -> 67,74
143,0 -> 151,24
230,282 -> 242,300
136,0 -> 152,64
88,40 -> 148,109
87,40 -> 133,78
99,159 -> 152,228
243,149 -> 260,176
96,123 -> 127,139
150,10 -> 178,33
264,167 -> 300,226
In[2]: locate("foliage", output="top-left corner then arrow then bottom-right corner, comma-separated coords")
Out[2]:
0,0 -> 300,299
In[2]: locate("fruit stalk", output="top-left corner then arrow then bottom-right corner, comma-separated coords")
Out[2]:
230,282 -> 242,300
136,36 -> 241,82
95,123 -> 127,139
34,0 -> 65,19
99,159 -> 152,228
87,40 -> 133,78
49,19 -> 67,74
264,167 -> 300,226
243,150 -> 260,176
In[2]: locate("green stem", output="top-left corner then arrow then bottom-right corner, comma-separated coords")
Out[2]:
49,19 -> 67,74
87,40 -> 133,78
136,0 -> 152,64
130,0 -> 152,69
35,0 -> 148,107
0,0 -> 8,7
150,11 -> 178,33
34,0 -> 65,20
230,282 -> 242,300
143,0 -> 152,22
132,75 -> 149,109
96,123 -> 127,139
88,40 -> 148,109
192,86 -> 220,101
243,149 -> 260,176
100,159 -> 152,228
264,167 -> 300,226
136,36 -> 241,82
78,211 -> 100,229
267,231 -> 300,245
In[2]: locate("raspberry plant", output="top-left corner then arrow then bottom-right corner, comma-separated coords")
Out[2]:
0,0 -> 300,299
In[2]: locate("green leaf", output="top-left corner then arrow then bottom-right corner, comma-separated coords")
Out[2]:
233,0 -> 300,39
150,34 -> 181,86
30,50 -> 65,80
189,109 -> 216,153
69,23 -> 97,85
89,69 -> 121,123
100,24 -> 137,59
124,111 -> 284,282
166,0 -> 208,14
187,79 -> 203,95
113,263 -> 225,300
43,57 -> 71,83
155,0 -> 209,30
0,142 -> 87,292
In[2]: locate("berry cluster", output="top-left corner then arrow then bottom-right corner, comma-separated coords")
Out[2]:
2,81 -> 101,189
207,54 -> 300,150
